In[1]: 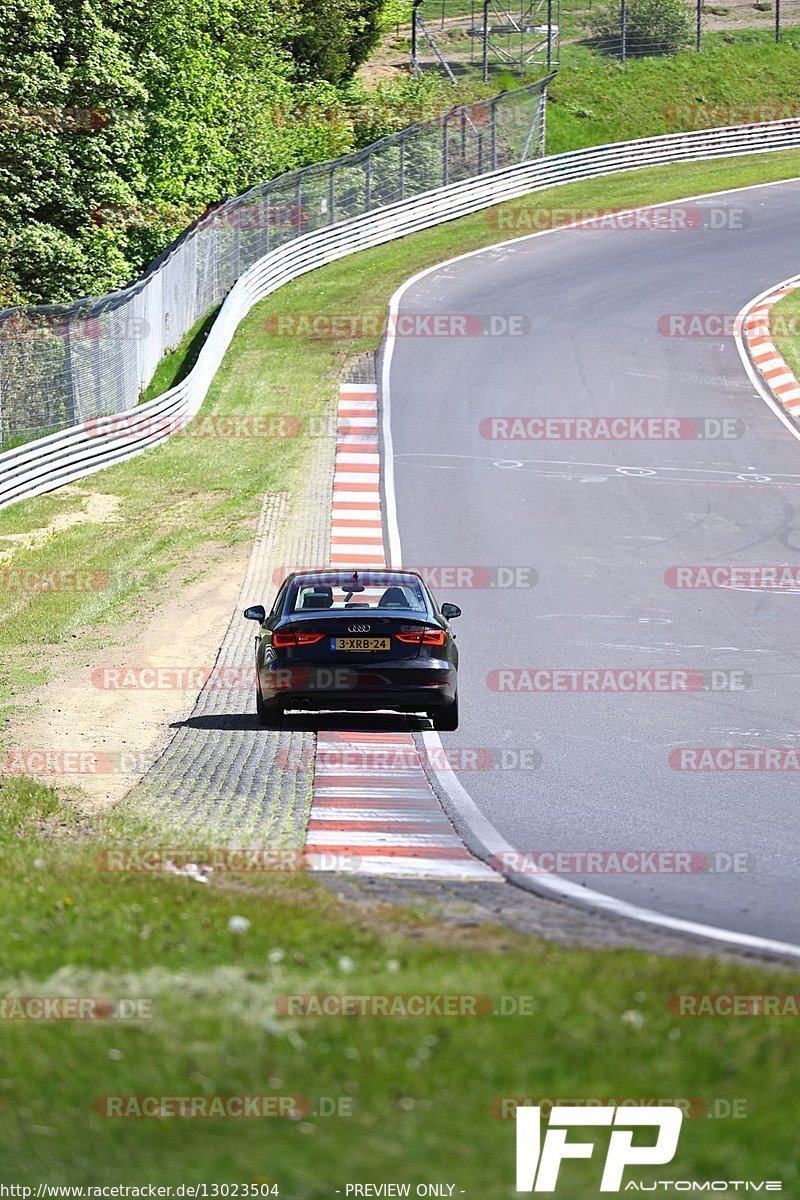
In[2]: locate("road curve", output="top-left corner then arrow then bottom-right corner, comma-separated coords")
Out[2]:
384,178 -> 800,946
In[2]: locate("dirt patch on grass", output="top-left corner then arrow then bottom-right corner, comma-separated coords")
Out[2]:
0,487 -> 121,566
3,536 -> 252,811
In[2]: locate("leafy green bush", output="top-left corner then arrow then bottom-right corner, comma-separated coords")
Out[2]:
290,0 -> 385,82
0,0 -> 398,304
587,0 -> 694,55
378,0 -> 413,30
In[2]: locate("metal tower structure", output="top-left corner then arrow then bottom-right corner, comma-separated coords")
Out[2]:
411,0 -> 559,82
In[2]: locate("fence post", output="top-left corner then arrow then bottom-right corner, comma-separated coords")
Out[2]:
620,0 -> 627,61
365,153 -> 372,209
411,0 -> 422,75
63,322 -> 77,426
491,100 -> 497,169
539,88 -> 547,156
547,0 -> 553,68
328,164 -> 335,223
482,0 -> 490,81
442,116 -> 449,187
776,0 -> 781,41
696,0 -> 702,51
399,136 -> 406,201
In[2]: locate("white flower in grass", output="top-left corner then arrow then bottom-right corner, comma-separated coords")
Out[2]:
386,959 -> 401,972
108,1049 -> 124,1061
337,955 -> 355,973
228,915 -> 251,934
621,1009 -> 645,1029
268,948 -> 285,964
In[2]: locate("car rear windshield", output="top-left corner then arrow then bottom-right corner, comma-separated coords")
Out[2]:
286,572 -> 429,614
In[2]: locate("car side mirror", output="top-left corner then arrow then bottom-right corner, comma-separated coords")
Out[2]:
243,604 -> 266,623
441,602 -> 461,620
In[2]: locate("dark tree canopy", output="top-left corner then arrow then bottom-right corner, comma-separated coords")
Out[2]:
0,0 -> 389,303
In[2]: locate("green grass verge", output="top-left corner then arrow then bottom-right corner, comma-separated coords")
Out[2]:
0,776 -> 798,1189
549,33 -> 800,153
768,285 -> 800,380
139,308 -> 221,405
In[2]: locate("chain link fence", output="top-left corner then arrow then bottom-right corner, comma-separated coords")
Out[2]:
410,0 -> 560,81
0,82 -> 548,450
560,0 -> 800,59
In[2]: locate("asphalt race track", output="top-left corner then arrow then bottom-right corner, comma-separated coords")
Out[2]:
385,179 -> 800,946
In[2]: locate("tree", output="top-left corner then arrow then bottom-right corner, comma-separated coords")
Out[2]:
289,0 -> 385,82
0,0 -> 370,302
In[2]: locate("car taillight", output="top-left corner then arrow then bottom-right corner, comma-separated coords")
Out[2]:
395,628 -> 446,647
273,630 -> 325,647
422,628 -> 447,647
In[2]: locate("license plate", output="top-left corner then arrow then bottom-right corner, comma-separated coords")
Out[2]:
333,637 -> 390,652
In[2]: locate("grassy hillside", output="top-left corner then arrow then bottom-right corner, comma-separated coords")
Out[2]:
547,32 -> 800,153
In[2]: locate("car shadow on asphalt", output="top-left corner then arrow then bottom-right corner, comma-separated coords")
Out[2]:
174,710 -> 432,733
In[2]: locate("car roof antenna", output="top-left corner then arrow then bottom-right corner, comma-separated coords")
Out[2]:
343,569 -> 365,602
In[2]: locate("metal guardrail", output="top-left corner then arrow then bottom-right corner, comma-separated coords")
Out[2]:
2,118 -> 800,510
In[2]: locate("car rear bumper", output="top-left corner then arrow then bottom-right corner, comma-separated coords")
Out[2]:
259,660 -> 457,710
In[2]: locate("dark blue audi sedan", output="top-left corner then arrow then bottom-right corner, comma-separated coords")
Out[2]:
244,568 -> 461,729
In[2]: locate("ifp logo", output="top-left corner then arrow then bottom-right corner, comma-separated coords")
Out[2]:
516,1105 -> 683,1191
